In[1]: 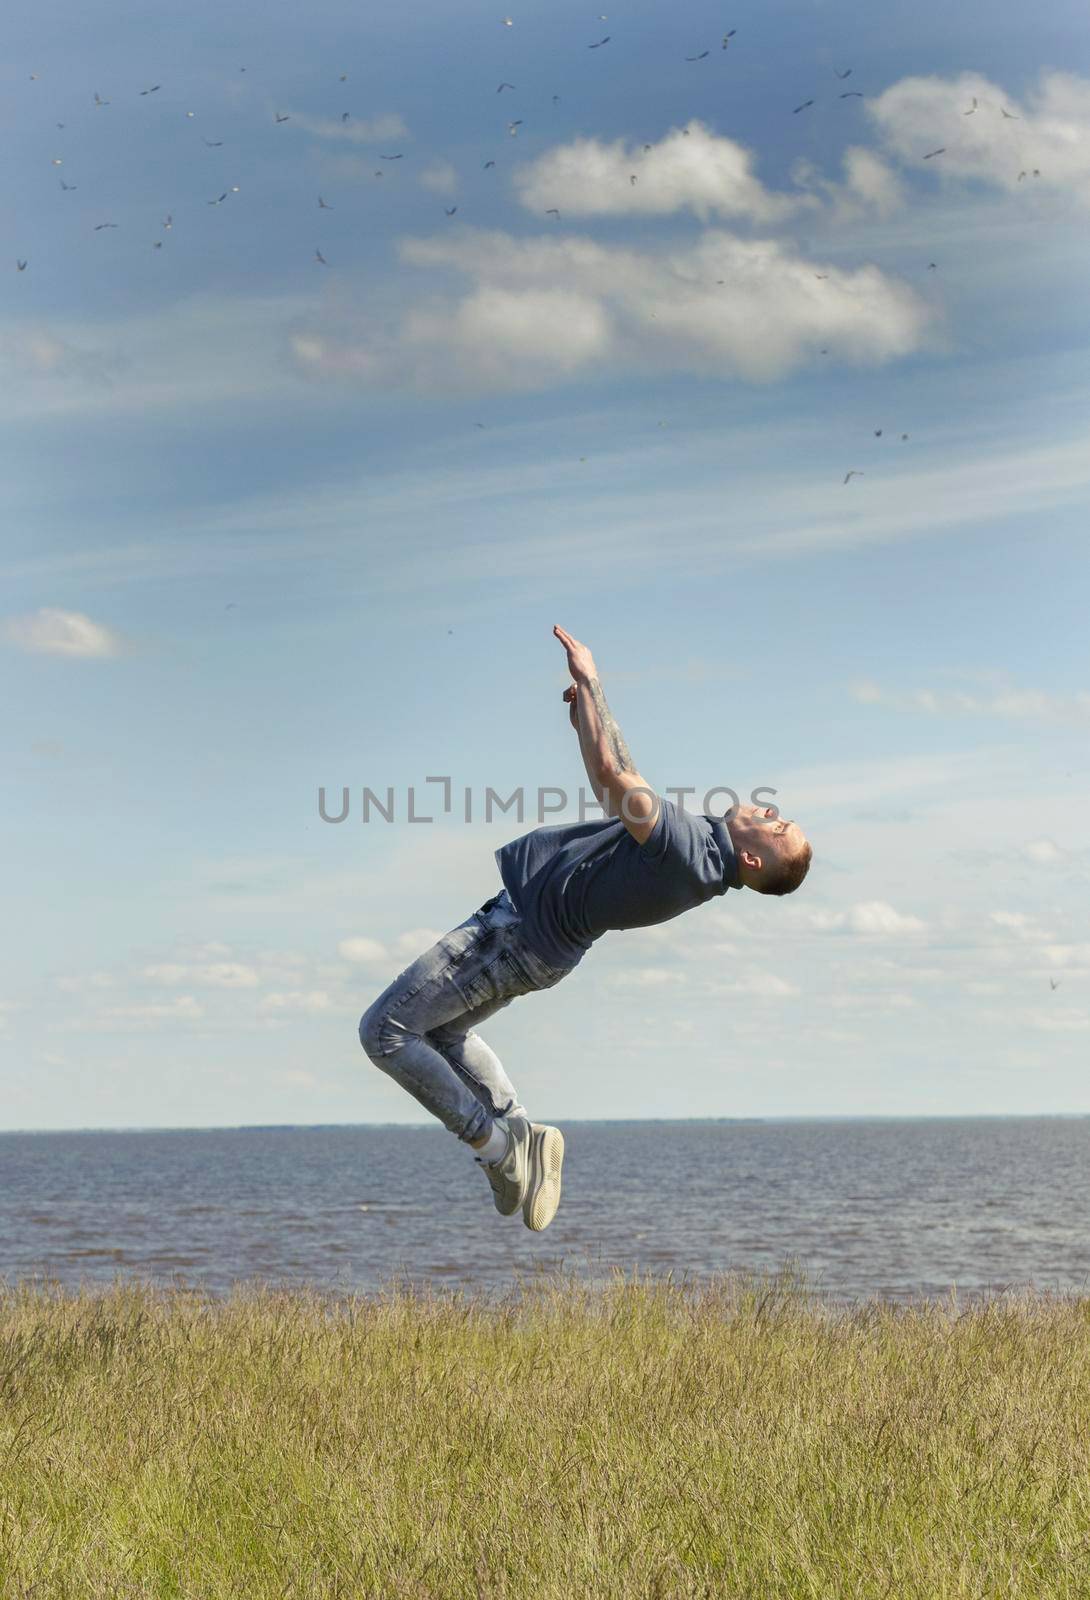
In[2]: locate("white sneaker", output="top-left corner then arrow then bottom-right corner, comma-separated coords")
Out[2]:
523,1121 -> 564,1231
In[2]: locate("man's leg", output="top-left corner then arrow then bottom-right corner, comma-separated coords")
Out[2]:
425,1005 -> 528,1131
358,897 -> 533,1145
359,894 -> 571,1227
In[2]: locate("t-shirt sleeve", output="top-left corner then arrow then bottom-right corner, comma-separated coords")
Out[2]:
638,799 -> 722,884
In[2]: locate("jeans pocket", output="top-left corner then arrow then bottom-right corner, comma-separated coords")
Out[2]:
505,942 -> 572,992
453,951 -> 524,1011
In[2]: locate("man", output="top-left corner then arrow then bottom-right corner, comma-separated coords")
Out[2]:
359,625 -> 811,1232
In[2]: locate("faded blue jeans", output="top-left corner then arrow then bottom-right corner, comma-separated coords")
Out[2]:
358,889 -> 574,1143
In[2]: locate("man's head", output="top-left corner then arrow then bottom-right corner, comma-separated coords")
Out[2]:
726,804 -> 812,896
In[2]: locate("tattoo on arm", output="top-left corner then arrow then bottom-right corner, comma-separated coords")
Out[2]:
588,678 -> 634,773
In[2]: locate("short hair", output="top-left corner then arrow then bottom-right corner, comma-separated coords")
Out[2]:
756,837 -> 812,896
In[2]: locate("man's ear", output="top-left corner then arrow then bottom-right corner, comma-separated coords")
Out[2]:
741,849 -> 762,871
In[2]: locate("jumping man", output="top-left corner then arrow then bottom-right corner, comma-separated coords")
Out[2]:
359,625 -> 812,1232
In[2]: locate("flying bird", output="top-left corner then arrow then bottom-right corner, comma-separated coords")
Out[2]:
1050,978 -> 1060,991
319,195 -> 332,208
275,113 -> 290,123
16,260 -> 27,271
546,208 -> 559,216
379,152 -> 403,159
927,262 -> 937,269
840,92 -> 863,99
834,68 -> 852,78
203,139 -> 223,146
208,192 -> 228,204
163,214 -> 172,229
483,159 -> 496,168
686,51 -> 710,61
51,157 -> 63,165
93,222 -> 118,229
507,121 -> 521,135
339,74 -> 348,82
588,37 -> 610,48
502,16 -> 513,24
843,470 -> 864,484
794,100 -> 815,113
722,30 -> 736,47
341,112 -> 350,123
814,273 -> 828,279
1000,108 -> 1020,118
963,97 -> 977,115
140,85 -> 161,95
552,94 -> 561,104
93,92 -> 109,106
874,429 -> 882,437
153,240 -> 162,249
445,206 -> 457,215
630,174 -> 637,185
923,147 -> 945,159
901,434 -> 909,440
59,179 -> 77,190
497,82 -> 515,92
315,248 -> 328,265
1018,171 -> 1026,180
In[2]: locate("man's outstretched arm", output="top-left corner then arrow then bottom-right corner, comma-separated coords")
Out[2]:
554,624 -> 660,845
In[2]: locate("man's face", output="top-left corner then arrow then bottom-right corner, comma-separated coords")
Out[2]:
729,803 -> 808,868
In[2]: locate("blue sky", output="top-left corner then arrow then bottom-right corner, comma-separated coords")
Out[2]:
2,0 -> 1088,1130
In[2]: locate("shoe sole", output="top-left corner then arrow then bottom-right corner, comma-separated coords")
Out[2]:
524,1125 -> 563,1231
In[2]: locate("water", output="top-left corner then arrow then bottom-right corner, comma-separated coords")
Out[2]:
1,1118 -> 1088,1304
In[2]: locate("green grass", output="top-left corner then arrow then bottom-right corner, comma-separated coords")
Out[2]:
2,1267 -> 1089,1598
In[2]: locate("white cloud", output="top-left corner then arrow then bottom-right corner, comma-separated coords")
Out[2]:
282,111 -> 409,146
56,971 -> 115,993
727,971 -> 800,998
1043,944 -> 1090,970
513,121 -> 816,224
991,911 -> 1054,942
789,146 -> 910,222
259,990 -> 334,1015
808,901 -> 927,935
1026,839 -> 1064,865
607,966 -> 687,987
850,680 -> 1090,723
142,963 -> 189,984
291,224 -> 931,393
100,996 -> 204,1022
2,608 -> 123,658
392,929 -> 443,959
141,961 -> 260,988
338,936 -> 388,964
866,71 -> 1090,208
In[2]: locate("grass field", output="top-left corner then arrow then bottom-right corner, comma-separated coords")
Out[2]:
1,1267 -> 1088,1598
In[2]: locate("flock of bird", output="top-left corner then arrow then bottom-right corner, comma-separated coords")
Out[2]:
17,19 -> 1042,488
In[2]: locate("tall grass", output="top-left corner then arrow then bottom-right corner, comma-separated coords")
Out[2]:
1,1267 -> 1088,1598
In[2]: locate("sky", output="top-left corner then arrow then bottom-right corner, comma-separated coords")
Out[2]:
2,0 -> 1089,1131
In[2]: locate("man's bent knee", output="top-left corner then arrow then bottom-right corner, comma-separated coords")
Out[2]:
359,999 -> 396,1061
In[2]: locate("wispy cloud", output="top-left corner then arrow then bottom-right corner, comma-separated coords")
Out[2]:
2,608 -> 123,658
280,111 -> 409,145
851,680 -> 1090,723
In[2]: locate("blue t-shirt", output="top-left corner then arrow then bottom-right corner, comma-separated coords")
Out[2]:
494,799 -> 740,970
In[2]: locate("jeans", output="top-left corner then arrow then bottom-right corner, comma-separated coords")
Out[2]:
358,889 -> 574,1143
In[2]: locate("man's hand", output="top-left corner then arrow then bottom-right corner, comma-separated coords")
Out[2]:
553,624 -> 597,684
